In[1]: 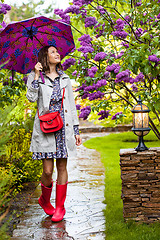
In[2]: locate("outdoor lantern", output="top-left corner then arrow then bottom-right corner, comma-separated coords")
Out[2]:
131,96 -> 150,151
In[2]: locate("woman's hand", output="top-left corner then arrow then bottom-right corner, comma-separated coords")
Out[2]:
34,62 -> 43,79
75,135 -> 82,146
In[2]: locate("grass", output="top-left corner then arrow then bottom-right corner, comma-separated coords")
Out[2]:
83,131 -> 160,240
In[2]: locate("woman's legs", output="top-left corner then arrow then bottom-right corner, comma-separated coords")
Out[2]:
39,158 -> 55,215
56,158 -> 68,185
41,158 -> 54,187
51,158 -> 68,222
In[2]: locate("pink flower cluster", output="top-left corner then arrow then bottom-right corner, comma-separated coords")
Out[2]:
77,34 -> 94,54
135,28 -> 144,37
78,34 -> 93,45
72,70 -> 78,76
88,66 -> 98,77
97,6 -> 106,15
111,112 -> 122,120
84,79 -> 107,92
121,42 -> 129,48
88,91 -> 104,100
76,104 -> 81,110
124,15 -> 131,22
80,8 -> 87,17
85,17 -> 98,28
103,71 -> 110,78
112,30 -> 128,39
73,0 -> 93,7
134,72 -> 144,82
79,106 -> 91,120
131,84 -> 138,92
148,54 -> 160,63
75,79 -> 106,101
115,69 -> 131,83
0,3 -> 11,14
106,64 -> 121,74
135,1 -> 142,6
62,57 -> 76,71
75,83 -> 87,92
94,23 -> 105,38
54,9 -> 70,24
111,18 -> 128,39
64,5 -> 80,14
23,76 -> 28,84
97,110 -> 110,120
115,70 -> 144,84
115,19 -> 125,30
78,46 -> 94,54
0,21 -> 7,33
94,52 -> 107,61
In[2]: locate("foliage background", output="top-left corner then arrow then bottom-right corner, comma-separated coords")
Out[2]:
0,0 -> 160,237
54,0 -> 160,138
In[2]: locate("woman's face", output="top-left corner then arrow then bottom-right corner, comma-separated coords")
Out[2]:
47,46 -> 61,65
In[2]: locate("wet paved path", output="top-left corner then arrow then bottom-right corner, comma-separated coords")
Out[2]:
11,133 -> 108,240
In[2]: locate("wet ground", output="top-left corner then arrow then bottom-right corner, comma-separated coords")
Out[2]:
11,132 -> 109,240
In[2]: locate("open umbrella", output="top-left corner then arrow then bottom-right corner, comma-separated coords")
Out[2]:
0,16 -> 75,77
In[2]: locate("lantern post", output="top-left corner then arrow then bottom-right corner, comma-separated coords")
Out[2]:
131,96 -> 150,151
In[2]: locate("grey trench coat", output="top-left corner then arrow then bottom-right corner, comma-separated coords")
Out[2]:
26,71 -> 79,158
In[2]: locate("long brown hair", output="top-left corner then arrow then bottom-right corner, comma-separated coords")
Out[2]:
38,46 -> 63,73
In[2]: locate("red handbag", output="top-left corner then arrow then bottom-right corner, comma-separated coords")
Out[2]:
38,88 -> 65,133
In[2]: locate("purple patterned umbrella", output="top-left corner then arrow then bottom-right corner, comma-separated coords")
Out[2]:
0,16 -> 75,75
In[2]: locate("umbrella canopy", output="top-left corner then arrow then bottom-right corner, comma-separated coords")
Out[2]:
0,16 -> 75,74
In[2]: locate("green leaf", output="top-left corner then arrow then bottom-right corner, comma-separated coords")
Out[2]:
154,100 -> 160,111
140,32 -> 150,40
156,51 -> 160,57
129,58 -> 134,66
0,14 -> 3,23
144,65 -> 151,74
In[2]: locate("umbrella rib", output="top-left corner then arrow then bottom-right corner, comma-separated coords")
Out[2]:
37,30 -> 73,41
25,37 -> 30,48
17,23 -> 32,32
18,18 -> 37,32
17,20 -> 57,33
30,17 -> 37,28
33,35 -> 45,47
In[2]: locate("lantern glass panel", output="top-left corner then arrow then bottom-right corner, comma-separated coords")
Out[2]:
133,104 -> 149,136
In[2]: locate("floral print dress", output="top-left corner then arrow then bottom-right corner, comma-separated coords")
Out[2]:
31,75 -> 79,160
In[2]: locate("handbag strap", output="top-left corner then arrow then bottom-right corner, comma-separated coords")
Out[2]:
38,88 -> 65,117
60,88 -> 65,111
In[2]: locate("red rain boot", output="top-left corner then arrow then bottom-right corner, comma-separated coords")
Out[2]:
51,182 -> 68,222
38,181 -> 55,216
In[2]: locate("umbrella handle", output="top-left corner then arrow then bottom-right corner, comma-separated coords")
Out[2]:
40,71 -> 45,83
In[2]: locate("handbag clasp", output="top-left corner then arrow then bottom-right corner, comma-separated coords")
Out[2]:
47,120 -> 53,125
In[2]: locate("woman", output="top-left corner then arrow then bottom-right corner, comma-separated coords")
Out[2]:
26,46 -> 82,222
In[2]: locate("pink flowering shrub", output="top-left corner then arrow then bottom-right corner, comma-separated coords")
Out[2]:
55,0 -> 160,138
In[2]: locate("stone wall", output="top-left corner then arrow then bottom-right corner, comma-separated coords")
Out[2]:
120,147 -> 160,223
79,119 -> 132,133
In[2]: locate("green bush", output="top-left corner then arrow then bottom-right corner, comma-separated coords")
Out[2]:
0,167 -> 16,210
3,129 -> 42,184
0,223 -> 11,240
0,128 -> 42,212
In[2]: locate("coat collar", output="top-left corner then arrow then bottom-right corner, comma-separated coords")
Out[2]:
40,73 -> 68,88
39,72 -> 68,89
60,73 -> 68,89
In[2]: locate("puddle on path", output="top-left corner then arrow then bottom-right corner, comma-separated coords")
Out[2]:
11,132 -> 108,240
